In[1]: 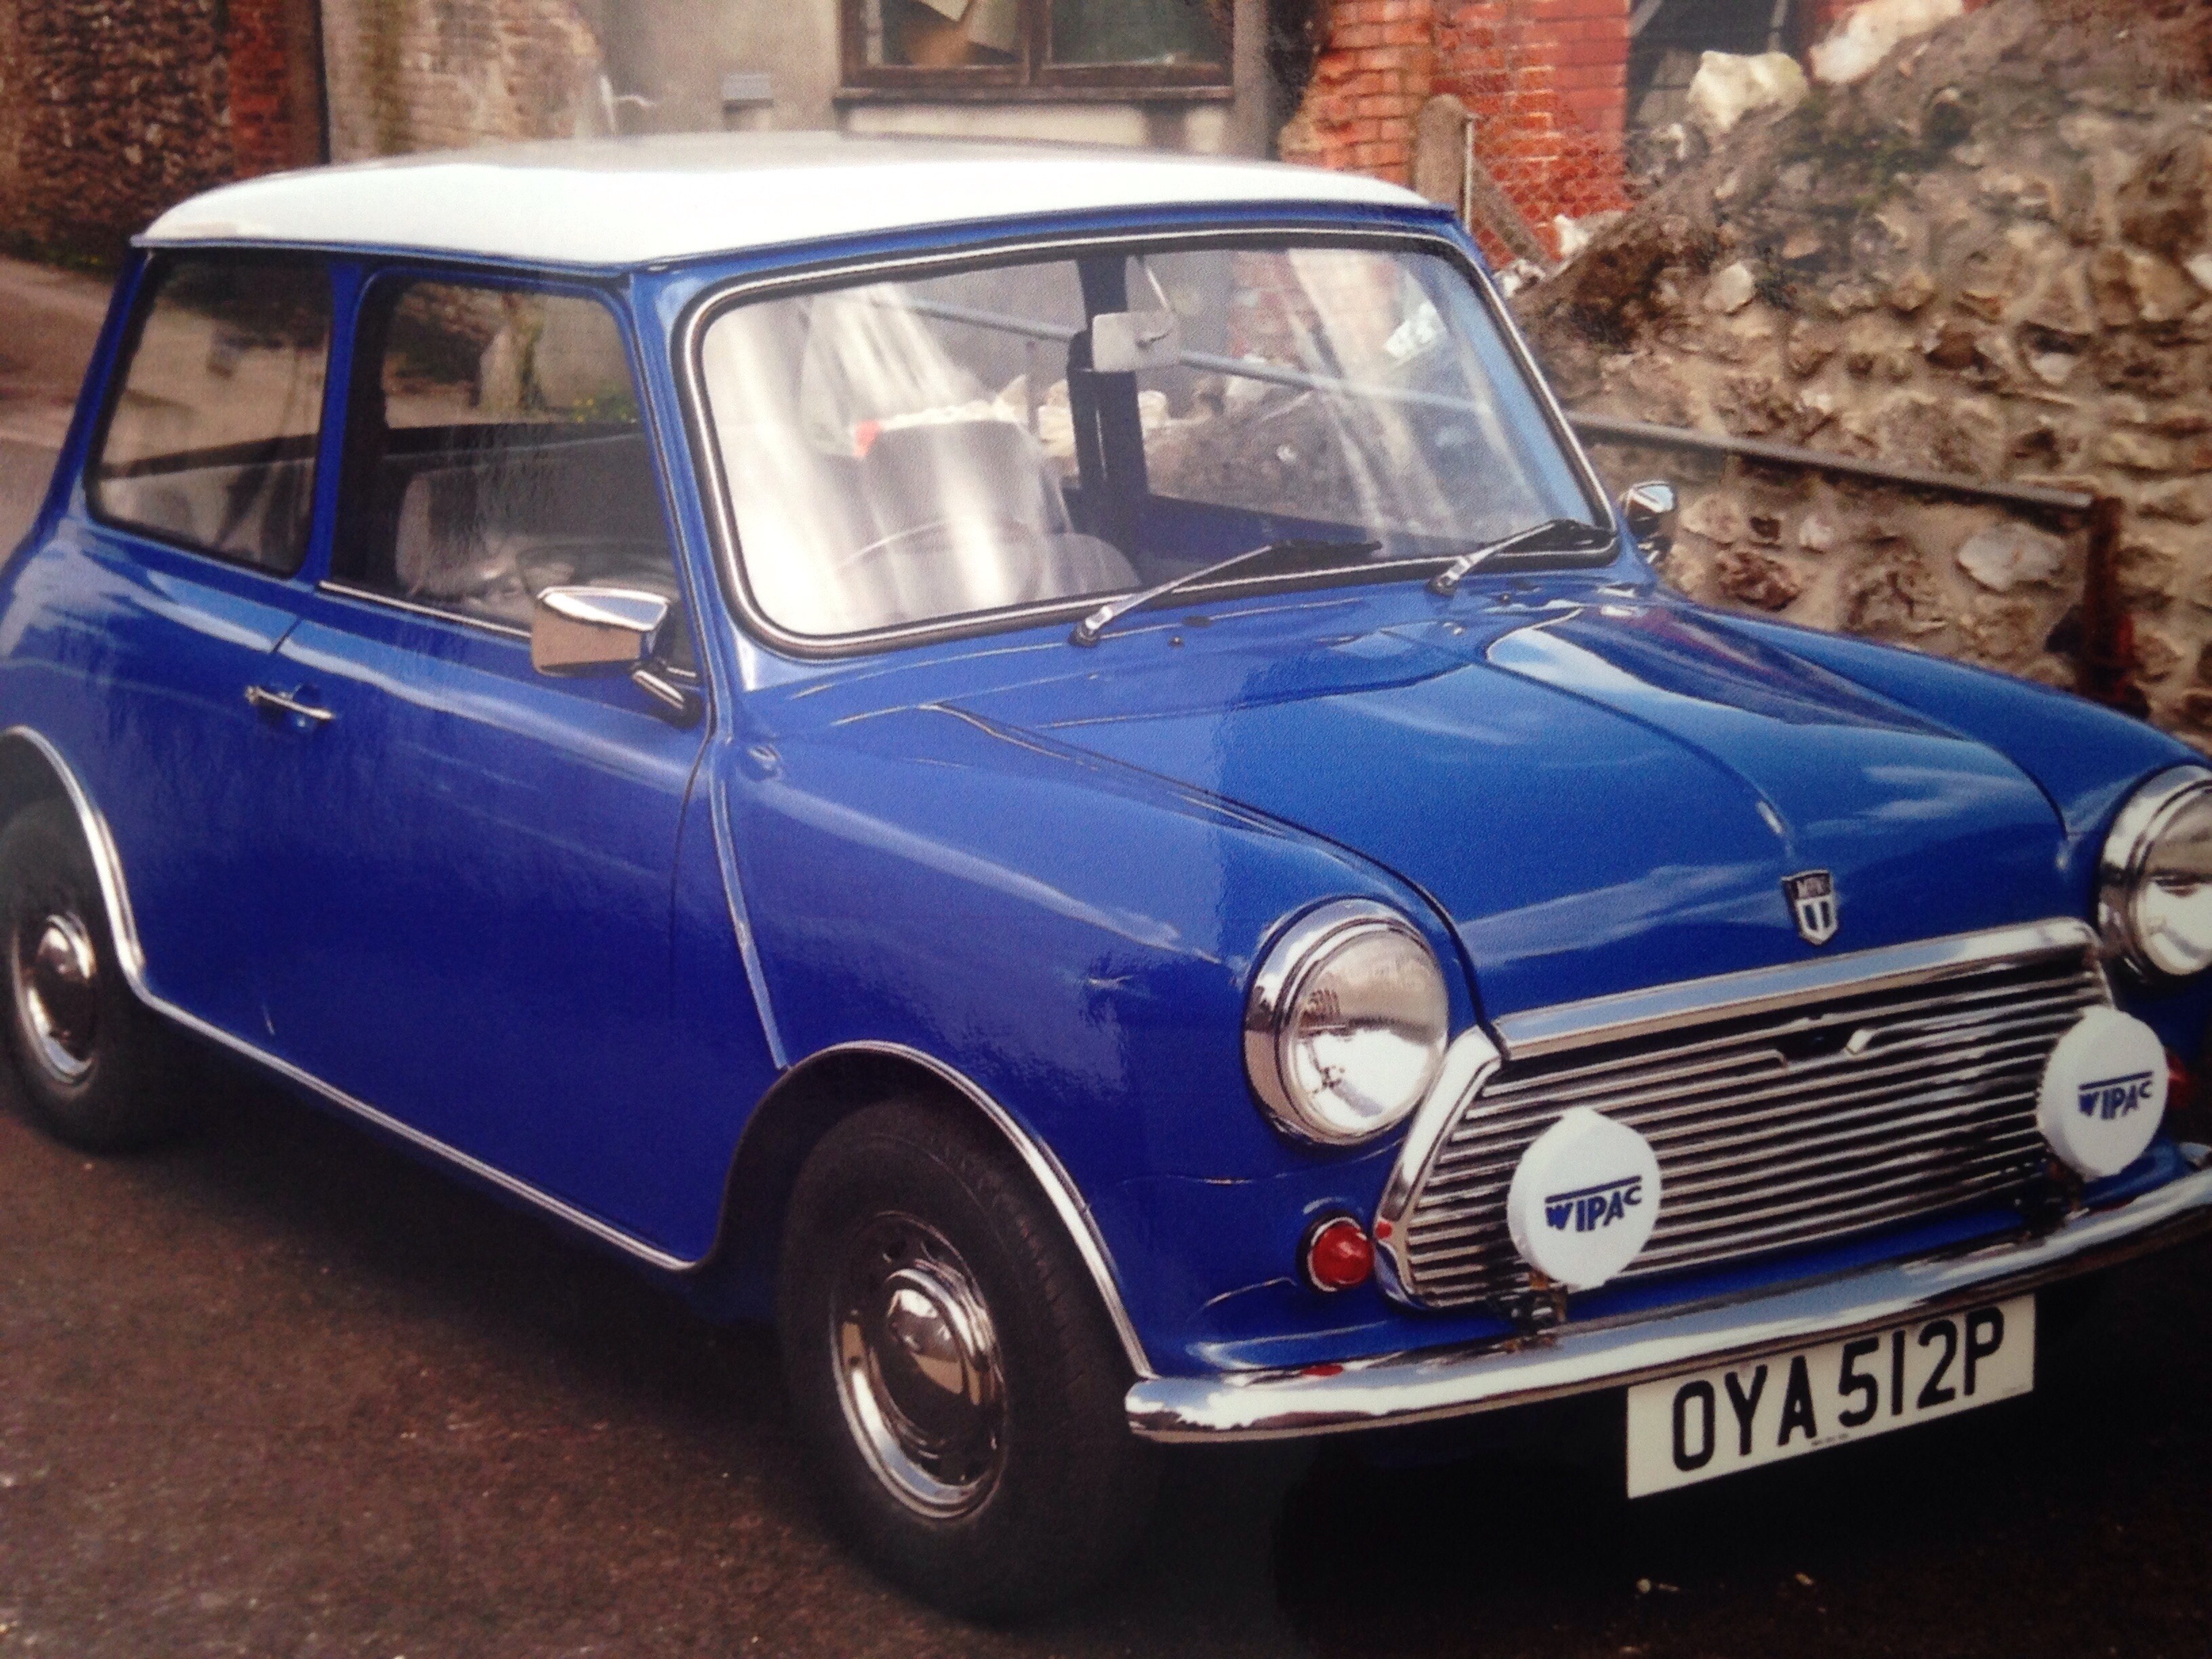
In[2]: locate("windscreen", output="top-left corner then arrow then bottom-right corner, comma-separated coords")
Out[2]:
698,243 -> 1598,639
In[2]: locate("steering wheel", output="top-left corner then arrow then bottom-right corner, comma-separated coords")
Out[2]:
831,516 -> 1076,604
516,536 -> 680,600
832,515 -> 1061,571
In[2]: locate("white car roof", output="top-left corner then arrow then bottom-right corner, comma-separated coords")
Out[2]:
142,132 -> 1433,269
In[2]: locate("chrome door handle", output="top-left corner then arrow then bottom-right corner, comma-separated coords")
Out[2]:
245,684 -> 335,724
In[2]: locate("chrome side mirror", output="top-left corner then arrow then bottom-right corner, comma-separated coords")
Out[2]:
532,586 -> 670,676
531,586 -> 700,726
1620,480 -> 1678,563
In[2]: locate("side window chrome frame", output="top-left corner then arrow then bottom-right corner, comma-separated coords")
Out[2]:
323,263 -> 706,688
80,249 -> 338,580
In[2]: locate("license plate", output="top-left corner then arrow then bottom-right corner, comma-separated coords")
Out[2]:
1625,1295 -> 2034,1497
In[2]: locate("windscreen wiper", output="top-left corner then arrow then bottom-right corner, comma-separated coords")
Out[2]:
1069,538 -> 1381,647
1427,517 -> 1616,596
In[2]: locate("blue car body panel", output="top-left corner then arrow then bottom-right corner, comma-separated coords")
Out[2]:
1,198 -> 2205,1393
954,591 -> 2077,1019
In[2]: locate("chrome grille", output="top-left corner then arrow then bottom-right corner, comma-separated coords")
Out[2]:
1397,943 -> 2110,1309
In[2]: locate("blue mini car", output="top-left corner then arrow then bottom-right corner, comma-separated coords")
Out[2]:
6,134 -> 2211,1616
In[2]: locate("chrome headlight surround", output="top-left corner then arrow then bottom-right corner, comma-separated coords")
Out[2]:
1244,900 -> 1451,1147
2100,764 -> 2212,980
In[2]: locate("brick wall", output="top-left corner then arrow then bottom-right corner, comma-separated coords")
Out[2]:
228,0 -> 319,177
319,0 -> 605,163
1276,1 -> 1437,182
1276,0 -> 2018,261
1437,1 -> 1630,230
1277,0 -> 1632,256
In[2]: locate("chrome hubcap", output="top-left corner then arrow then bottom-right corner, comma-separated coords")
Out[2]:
14,910 -> 98,1084
832,1214 -> 1007,1517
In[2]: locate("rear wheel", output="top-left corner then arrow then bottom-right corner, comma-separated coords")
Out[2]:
778,1098 -> 1157,1619
0,800 -> 186,1151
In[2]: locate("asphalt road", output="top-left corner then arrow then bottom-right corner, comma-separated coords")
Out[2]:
4,1050 -> 2212,1659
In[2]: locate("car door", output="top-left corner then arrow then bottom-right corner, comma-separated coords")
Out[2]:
10,253 -> 334,1038
249,270 -> 717,1253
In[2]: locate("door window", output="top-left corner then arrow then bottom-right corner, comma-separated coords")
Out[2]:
333,279 -> 689,662
88,256 -> 331,573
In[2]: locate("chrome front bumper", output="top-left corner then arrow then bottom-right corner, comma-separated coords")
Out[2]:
1126,1162 -> 2212,1442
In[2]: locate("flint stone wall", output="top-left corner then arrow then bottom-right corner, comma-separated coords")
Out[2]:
1519,0 -> 2212,748
0,0 -> 319,262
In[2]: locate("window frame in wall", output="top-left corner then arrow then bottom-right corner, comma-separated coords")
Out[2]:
838,0 -> 1233,98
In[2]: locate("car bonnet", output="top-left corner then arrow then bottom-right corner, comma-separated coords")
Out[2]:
938,594 -> 2074,1020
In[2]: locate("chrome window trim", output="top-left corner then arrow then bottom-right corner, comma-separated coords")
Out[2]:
1,724 -> 1147,1376
1130,1157 -> 2212,1441
317,578 -> 533,639
316,579 -> 705,682
673,219 -> 1619,664
1492,918 -> 2104,1062
2097,763 -> 2212,978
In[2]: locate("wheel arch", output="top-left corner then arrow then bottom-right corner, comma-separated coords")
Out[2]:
713,1040 -> 1154,1378
0,726 -> 146,989
0,732 -> 66,830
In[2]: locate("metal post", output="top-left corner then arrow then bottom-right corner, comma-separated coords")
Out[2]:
2073,495 -> 2150,717
1461,110 -> 1475,234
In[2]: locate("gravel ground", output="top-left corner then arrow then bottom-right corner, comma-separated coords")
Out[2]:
0,441 -> 56,555
3,1054 -> 2211,1659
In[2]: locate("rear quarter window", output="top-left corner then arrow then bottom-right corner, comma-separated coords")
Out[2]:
88,256 -> 331,574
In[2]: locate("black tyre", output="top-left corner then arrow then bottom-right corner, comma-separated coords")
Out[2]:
0,798 -> 186,1151
778,1097 -> 1158,1619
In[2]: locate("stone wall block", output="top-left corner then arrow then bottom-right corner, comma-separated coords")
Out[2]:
1714,547 -> 1803,610
2020,260 -> 2097,338
2116,531 -> 2184,607
2116,127 -> 2212,258
1957,522 -> 2065,592
1843,556 -> 1951,641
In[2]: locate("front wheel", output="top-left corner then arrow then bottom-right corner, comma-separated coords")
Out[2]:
778,1099 -> 1158,1619
0,799 -> 186,1151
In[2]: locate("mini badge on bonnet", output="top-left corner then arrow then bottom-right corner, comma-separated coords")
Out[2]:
1782,869 -> 1839,947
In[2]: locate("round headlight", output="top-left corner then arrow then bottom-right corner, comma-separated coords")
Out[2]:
1245,901 -> 1450,1146
2102,766 -> 2212,979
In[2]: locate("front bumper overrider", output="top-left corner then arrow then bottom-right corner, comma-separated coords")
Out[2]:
1125,1160 -> 2212,1442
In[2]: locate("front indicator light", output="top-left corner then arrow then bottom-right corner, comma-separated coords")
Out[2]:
1303,1215 -> 1375,1292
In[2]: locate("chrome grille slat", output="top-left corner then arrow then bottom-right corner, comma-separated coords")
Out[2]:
1408,1139 -> 2044,1262
1473,978 -> 2102,1107
1408,1107 -> 2046,1250
1393,942 -> 2107,1308
1412,1160 -> 2039,1284
1419,1036 -> 2064,1200
1449,991 -> 2098,1134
